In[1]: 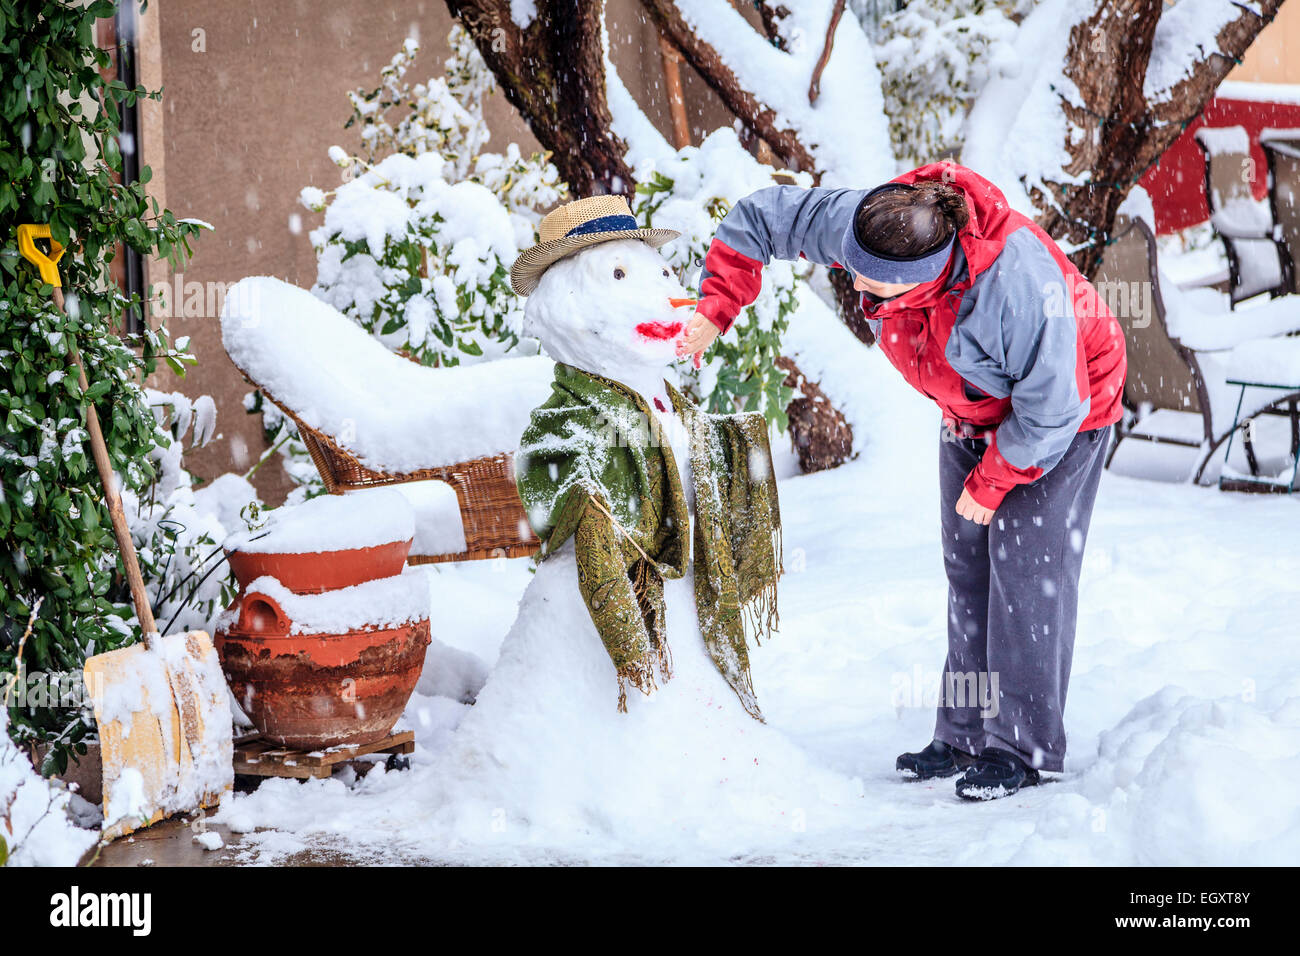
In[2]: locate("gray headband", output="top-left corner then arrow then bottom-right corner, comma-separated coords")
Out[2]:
840,190 -> 956,285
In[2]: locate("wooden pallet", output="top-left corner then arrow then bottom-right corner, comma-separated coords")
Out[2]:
233,730 -> 415,780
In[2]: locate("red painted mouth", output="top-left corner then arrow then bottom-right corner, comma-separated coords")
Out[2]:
635,321 -> 683,341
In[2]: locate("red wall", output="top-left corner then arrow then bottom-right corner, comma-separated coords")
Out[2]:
1140,97 -> 1300,235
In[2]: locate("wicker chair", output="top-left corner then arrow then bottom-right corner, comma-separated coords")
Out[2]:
1193,126 -> 1291,307
260,389 -> 539,565
219,275 -> 550,564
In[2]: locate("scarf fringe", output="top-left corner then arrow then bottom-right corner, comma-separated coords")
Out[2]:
616,648 -> 671,713
729,667 -> 765,723
616,556 -> 674,714
631,556 -> 675,682
725,525 -> 781,723
739,525 -> 783,647
657,635 -> 674,682
621,521 -> 780,718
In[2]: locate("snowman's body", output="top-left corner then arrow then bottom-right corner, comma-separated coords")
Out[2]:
447,512 -> 845,842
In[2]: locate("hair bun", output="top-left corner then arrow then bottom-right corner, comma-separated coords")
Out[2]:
915,181 -> 971,232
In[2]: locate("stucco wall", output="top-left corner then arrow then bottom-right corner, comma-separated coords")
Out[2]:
1227,1 -> 1300,86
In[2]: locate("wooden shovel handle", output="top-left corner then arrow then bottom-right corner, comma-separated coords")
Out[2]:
52,287 -> 159,643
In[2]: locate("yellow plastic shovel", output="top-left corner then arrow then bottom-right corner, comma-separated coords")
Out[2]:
17,224 -> 232,841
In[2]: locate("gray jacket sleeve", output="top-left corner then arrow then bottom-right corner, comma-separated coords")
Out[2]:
711,185 -> 867,267
698,185 -> 867,330
961,228 -> 1090,485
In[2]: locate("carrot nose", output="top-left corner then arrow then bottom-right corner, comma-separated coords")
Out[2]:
669,297 -> 698,309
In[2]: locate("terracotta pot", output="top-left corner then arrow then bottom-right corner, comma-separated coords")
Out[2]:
225,538 -> 412,595
214,590 -> 429,750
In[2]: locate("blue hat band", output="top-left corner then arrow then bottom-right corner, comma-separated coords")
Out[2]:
564,214 -> 639,239
840,226 -> 955,285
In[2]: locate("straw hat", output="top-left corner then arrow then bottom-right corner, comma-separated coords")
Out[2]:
510,195 -> 679,296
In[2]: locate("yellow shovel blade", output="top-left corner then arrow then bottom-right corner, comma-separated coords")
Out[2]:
83,630 -> 233,842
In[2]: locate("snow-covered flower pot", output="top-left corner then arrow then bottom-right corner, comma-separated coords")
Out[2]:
213,572 -> 431,749
224,541 -> 411,596
223,490 -> 416,594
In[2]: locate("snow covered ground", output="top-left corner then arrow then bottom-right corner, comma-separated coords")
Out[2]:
212,304 -> 1300,866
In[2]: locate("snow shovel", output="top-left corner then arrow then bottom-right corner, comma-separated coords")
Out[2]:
17,224 -> 232,841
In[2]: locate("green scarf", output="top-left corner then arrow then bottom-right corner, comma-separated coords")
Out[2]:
516,362 -> 782,719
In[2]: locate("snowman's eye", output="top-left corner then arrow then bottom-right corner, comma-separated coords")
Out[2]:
613,268 -> 626,280
662,269 -> 669,278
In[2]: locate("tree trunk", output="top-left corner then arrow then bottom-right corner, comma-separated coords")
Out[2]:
443,0 -> 635,198
774,357 -> 854,472
1035,0 -> 1285,278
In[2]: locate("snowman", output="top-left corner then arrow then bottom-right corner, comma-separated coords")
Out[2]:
405,197 -> 861,842
508,193 -> 785,714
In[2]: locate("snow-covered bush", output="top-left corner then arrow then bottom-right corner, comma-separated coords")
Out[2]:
305,151 -> 527,365
875,0 -> 1031,168
301,26 -> 565,368
633,129 -> 813,429
0,701 -> 96,866
126,390 -> 243,639
4,379 -> 250,775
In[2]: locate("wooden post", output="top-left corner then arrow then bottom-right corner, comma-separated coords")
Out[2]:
658,32 -> 691,150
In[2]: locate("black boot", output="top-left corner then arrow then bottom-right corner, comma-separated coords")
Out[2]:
954,747 -> 1041,800
896,740 -> 975,780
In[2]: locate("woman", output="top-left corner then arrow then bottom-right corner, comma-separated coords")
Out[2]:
678,163 -> 1126,800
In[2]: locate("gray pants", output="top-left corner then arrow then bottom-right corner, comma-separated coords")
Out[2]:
934,425 -> 1109,772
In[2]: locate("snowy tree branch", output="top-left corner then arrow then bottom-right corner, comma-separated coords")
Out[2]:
637,0 -> 820,176
1035,0 -> 1285,276
444,0 -> 635,197
808,0 -> 847,105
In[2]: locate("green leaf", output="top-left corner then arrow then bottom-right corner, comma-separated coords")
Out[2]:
83,380 -> 111,403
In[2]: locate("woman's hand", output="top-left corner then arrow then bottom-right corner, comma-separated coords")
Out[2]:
676,312 -> 720,364
955,488 -> 995,526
